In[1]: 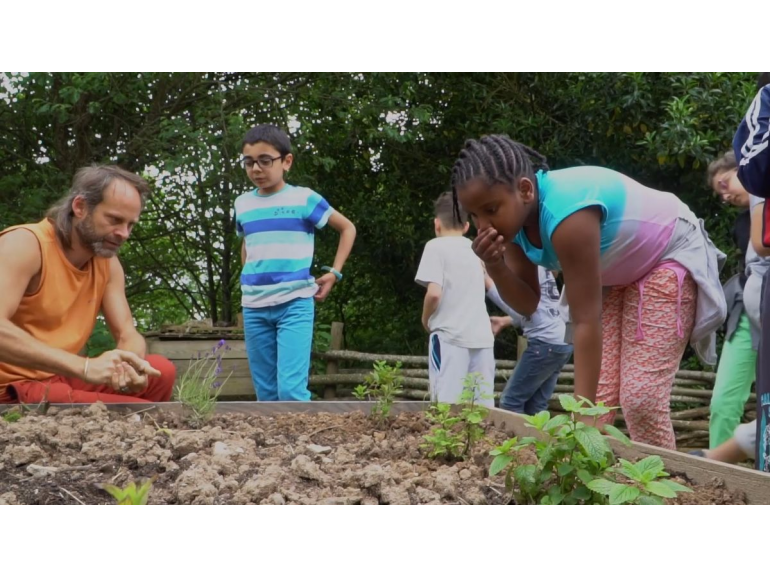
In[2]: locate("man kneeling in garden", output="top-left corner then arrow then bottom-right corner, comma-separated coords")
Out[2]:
0,165 -> 175,404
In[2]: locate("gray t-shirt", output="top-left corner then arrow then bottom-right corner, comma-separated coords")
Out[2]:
746,195 -> 770,279
487,267 -> 567,345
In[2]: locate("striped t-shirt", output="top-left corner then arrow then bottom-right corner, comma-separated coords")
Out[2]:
235,184 -> 334,308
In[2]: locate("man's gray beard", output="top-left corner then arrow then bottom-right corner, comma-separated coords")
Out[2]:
75,216 -> 119,258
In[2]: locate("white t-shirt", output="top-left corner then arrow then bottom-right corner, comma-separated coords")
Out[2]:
415,236 -> 494,349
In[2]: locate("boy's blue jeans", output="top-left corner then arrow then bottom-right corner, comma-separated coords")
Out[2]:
243,297 -> 314,401
500,339 -> 573,415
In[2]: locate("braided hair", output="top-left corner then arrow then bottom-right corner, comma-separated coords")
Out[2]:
450,135 -> 549,226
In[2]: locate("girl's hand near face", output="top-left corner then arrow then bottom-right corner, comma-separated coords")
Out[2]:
472,227 -> 507,266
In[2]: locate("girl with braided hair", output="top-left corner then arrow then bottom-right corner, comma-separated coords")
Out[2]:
451,135 -> 725,449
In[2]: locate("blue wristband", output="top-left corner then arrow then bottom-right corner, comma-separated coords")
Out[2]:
321,266 -> 343,281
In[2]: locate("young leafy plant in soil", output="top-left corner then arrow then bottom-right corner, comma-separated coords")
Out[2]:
174,339 -> 232,427
100,478 -> 154,505
352,360 -> 404,425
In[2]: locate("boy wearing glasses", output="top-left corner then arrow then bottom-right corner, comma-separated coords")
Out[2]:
235,124 -> 356,401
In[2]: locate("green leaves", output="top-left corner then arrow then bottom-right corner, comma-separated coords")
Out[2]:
523,411 -> 551,430
575,427 -> 611,461
586,478 -> 616,496
424,372 -> 489,460
488,388 -> 694,505
100,478 -> 154,505
609,484 -> 641,505
558,394 -> 582,413
489,455 -> 514,477
602,424 -> 632,447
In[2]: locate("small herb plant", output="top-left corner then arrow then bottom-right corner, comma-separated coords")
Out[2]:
1,407 -> 23,423
174,339 -> 232,427
101,478 -> 154,505
352,360 -> 404,424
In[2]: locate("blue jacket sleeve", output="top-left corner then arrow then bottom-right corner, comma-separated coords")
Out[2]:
733,86 -> 770,198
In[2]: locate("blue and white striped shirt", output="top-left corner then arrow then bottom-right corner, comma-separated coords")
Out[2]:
235,184 -> 333,308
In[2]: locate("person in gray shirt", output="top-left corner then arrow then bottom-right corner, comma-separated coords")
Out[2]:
487,267 -> 573,415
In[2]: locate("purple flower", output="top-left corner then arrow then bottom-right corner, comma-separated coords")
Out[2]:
217,339 -> 226,349
212,381 -> 223,389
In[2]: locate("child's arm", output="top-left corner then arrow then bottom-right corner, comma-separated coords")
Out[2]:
700,436 -> 751,464
490,316 -> 513,336
422,283 -> 442,332
315,210 -> 357,301
473,229 -> 540,315
551,208 -> 603,405
485,272 -> 519,336
486,281 -> 525,327
750,200 -> 770,257
484,272 -> 493,292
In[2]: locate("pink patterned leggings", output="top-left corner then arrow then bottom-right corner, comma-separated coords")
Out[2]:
595,266 -> 697,449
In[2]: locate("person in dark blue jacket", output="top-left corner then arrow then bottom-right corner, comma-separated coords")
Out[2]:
732,73 -> 770,471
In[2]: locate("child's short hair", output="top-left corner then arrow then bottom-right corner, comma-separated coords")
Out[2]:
706,151 -> 737,188
242,124 -> 292,155
434,191 -> 467,229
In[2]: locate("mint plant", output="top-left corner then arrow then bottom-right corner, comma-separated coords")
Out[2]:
354,360 -> 404,424
587,455 -> 692,504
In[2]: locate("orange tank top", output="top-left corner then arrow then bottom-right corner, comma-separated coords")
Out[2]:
0,219 -> 111,399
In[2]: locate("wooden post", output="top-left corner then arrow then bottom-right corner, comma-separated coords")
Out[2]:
517,335 -> 528,362
324,322 -> 345,399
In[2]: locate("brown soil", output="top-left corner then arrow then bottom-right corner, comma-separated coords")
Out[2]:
0,404 -> 747,505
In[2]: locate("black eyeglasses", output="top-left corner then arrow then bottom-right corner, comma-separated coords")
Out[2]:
241,155 -> 284,170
